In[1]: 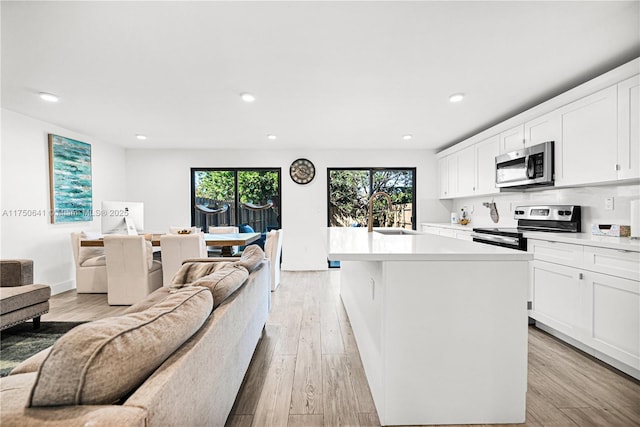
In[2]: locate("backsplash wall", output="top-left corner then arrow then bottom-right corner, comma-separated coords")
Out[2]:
450,182 -> 640,231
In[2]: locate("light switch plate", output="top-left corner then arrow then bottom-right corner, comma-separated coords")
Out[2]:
605,197 -> 614,210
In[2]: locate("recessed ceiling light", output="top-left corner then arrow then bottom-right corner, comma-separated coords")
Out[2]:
136,134 -> 147,140
267,134 -> 277,140
449,93 -> 465,103
39,92 -> 59,103
403,134 -> 413,140
240,93 -> 256,103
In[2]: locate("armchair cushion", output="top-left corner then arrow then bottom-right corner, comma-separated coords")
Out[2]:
29,286 -> 213,407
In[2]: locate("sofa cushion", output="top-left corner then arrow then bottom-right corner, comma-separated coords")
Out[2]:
10,347 -> 52,375
171,261 -> 231,287
231,245 -> 264,272
0,285 -> 51,314
192,265 -> 249,308
123,286 -> 172,314
28,286 -> 213,407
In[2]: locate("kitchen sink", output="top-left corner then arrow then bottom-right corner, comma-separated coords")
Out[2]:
373,229 -> 421,236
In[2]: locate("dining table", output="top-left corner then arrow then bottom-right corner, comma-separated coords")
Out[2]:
80,232 -> 261,252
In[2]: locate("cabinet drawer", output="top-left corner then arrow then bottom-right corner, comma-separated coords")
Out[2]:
583,246 -> 640,281
529,239 -> 583,267
455,230 -> 473,241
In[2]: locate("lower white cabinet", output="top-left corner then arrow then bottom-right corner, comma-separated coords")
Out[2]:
583,271 -> 640,371
529,238 -> 640,378
531,260 -> 584,340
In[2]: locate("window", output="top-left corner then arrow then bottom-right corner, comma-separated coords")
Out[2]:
191,168 -> 281,233
327,168 -> 416,229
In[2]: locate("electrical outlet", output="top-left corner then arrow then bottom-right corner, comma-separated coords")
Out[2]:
605,197 -> 614,210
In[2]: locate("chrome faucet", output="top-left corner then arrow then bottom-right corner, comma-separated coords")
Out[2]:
368,191 -> 393,232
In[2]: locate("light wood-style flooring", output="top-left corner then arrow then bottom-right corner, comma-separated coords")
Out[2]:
43,270 -> 640,427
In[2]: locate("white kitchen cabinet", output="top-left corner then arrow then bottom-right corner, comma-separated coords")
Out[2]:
530,260 -> 584,340
456,146 -> 476,197
524,110 -> 562,147
583,271 -> 640,372
438,157 -> 449,198
529,238 -> 640,378
617,74 -> 640,180
499,124 -> 525,153
447,155 -> 458,198
475,134 -> 500,195
555,85 -> 618,186
454,230 -> 473,241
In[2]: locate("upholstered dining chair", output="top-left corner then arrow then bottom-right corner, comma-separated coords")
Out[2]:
70,232 -> 108,293
103,235 -> 163,305
208,226 -> 240,257
264,229 -> 283,291
160,233 -> 207,286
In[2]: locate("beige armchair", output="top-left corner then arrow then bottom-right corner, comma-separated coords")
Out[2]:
264,229 -> 283,291
70,232 -> 108,293
103,235 -> 163,305
159,233 -> 207,286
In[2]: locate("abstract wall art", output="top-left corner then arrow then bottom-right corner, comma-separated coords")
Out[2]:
48,134 -> 93,223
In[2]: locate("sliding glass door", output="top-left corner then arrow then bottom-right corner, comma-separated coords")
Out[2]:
191,168 -> 281,233
327,168 -> 416,229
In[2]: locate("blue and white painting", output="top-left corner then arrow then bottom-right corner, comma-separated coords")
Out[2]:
48,134 -> 93,223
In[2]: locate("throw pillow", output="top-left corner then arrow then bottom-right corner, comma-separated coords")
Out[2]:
191,265 -> 249,308
232,245 -> 264,272
28,286 -> 213,407
171,261 -> 232,288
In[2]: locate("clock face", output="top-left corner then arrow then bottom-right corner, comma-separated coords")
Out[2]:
290,158 -> 316,184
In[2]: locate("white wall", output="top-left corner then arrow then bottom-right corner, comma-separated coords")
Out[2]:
450,183 -> 640,231
0,110 -> 127,294
125,148 -> 448,270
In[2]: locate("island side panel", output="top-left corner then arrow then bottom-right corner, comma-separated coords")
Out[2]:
381,260 -> 528,426
339,261 -> 385,419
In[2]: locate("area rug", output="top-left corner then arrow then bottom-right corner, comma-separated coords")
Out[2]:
0,321 -> 85,377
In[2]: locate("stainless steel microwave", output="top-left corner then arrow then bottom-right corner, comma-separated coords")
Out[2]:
495,141 -> 554,189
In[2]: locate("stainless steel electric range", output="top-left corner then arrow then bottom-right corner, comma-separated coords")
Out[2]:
471,205 -> 582,252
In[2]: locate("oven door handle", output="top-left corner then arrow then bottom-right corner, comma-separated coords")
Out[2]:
471,233 -> 520,246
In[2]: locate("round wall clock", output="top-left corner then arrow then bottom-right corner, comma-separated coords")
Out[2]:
290,158 -> 316,184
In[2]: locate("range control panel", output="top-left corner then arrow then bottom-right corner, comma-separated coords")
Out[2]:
514,205 -> 580,222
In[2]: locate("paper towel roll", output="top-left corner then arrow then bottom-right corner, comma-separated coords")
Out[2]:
631,199 -> 640,239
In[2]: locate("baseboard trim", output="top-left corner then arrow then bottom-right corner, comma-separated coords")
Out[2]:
50,280 -> 74,296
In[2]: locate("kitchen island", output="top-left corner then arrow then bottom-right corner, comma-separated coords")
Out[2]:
325,227 -> 533,426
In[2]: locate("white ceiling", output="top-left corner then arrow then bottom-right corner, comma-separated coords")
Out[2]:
2,1 -> 639,152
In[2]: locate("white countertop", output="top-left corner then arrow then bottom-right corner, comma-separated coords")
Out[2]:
524,231 -> 640,252
421,222 -> 640,252
421,222 -> 474,231
325,227 -> 532,261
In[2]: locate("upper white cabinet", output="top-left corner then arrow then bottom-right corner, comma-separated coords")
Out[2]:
555,85 -> 618,186
456,146 -> 476,197
475,134 -> 500,195
436,61 -> 639,200
438,135 -> 499,199
617,75 -> 640,180
438,157 -> 449,198
524,111 -> 562,147
499,125 -> 525,153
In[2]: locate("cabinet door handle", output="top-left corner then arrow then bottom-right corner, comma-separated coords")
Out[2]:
577,272 -> 583,280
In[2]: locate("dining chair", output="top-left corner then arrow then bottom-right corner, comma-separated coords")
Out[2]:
160,233 -> 207,286
103,235 -> 163,305
70,232 -> 108,293
208,226 -> 240,257
264,229 -> 283,291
